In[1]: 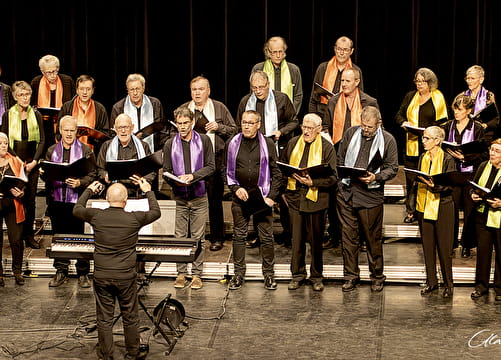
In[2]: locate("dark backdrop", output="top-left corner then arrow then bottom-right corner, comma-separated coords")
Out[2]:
3,0 -> 499,156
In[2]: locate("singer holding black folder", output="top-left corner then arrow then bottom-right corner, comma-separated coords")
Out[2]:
43,116 -> 97,288
441,95 -> 487,257
0,132 -> 26,286
470,138 -> 501,302
1,81 -> 45,250
413,126 -> 456,298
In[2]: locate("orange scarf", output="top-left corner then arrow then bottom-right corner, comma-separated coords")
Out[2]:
5,153 -> 25,223
72,97 -> 96,148
37,76 -> 63,108
332,90 -> 362,144
321,56 -> 353,104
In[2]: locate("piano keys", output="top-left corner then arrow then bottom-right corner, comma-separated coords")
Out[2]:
46,234 -> 197,263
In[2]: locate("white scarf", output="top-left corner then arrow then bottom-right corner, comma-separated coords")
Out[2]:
245,91 -> 278,137
188,99 -> 216,151
124,94 -> 155,151
105,134 -> 147,161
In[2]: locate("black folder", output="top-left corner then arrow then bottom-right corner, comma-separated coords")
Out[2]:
277,161 -> 333,179
106,150 -> 163,181
403,168 -> 468,186
242,187 -> 270,216
469,180 -> 501,199
77,126 -> 110,141
40,155 -> 97,182
472,103 -> 499,123
37,107 -> 61,117
135,122 -> 165,138
442,140 -> 487,154
193,113 -> 209,134
337,165 -> 369,179
402,124 -> 425,137
314,82 -> 334,98
0,174 -> 28,198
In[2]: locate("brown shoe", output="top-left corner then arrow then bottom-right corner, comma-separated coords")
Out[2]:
191,275 -> 203,289
174,275 -> 187,288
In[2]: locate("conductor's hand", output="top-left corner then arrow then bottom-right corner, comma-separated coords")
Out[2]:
88,181 -> 103,195
131,175 -> 151,192
235,187 -> 249,201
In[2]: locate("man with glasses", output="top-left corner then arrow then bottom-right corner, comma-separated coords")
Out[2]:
282,113 -> 337,291
224,110 -> 281,290
110,73 -> 169,152
251,36 -> 303,115
163,106 -> 214,290
336,106 -> 398,292
309,36 -> 364,119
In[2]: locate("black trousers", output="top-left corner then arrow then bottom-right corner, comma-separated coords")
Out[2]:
94,276 -> 139,360
451,176 -> 476,249
231,200 -> 275,277
21,168 -> 39,240
49,200 -> 90,275
417,200 -> 455,288
337,191 -> 385,281
289,207 -> 325,281
474,212 -> 501,295
0,199 -> 23,275
404,155 -> 419,215
206,170 -> 225,243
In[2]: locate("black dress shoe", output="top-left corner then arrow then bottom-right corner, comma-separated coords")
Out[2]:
312,280 -> 324,291
210,241 -> 223,251
0,277 -> 4,287
471,289 -> 488,299
288,279 -> 304,290
403,214 -> 417,223
322,238 -> 339,249
14,275 -> 25,285
342,278 -> 359,292
461,247 -> 471,258
78,275 -> 91,288
264,275 -> 277,290
371,280 -> 384,292
228,275 -> 244,290
442,287 -> 454,298
25,236 -> 41,249
49,271 -> 68,287
245,238 -> 260,249
420,284 -> 439,295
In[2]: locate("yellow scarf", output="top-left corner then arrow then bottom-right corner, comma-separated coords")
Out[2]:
416,148 -> 444,220
405,89 -> 448,156
8,105 -> 41,149
286,134 -> 322,202
476,161 -> 501,228
263,59 -> 293,102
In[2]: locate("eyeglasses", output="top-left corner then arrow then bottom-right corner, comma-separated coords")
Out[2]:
116,126 -> 131,131
127,87 -> 144,94
414,80 -> 427,84
16,92 -> 31,99
301,125 -> 319,132
335,47 -> 352,53
269,49 -> 284,56
489,148 -> 501,154
43,70 -> 58,76
242,121 -> 259,126
251,85 -> 268,92
422,136 -> 436,141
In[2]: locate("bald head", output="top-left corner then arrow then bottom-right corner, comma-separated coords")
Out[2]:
106,183 -> 128,207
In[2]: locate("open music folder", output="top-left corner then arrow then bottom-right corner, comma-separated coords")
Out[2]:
277,161 -> 333,179
106,150 -> 163,180
40,156 -> 97,182
0,174 -> 28,198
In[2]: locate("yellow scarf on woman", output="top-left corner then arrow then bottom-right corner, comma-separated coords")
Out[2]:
8,105 -> 40,149
476,161 -> 501,228
263,59 -> 293,102
416,148 -> 444,220
286,134 -> 322,202
406,89 -> 447,156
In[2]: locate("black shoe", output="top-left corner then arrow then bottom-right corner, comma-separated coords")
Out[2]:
461,247 -> 471,258
245,238 -> 260,249
210,241 -> 223,251
442,287 -> 454,298
288,279 -> 304,290
495,295 -> 501,302
471,289 -> 488,299
14,274 -> 25,285
78,275 -> 91,288
371,280 -> 384,292
0,278 -> 4,287
49,271 -> 68,287
403,214 -> 417,223
360,244 -> 367,252
25,236 -> 41,249
228,275 -> 244,290
420,284 -> 439,295
342,278 -> 359,292
322,238 -> 339,249
312,280 -> 324,291
264,275 -> 277,290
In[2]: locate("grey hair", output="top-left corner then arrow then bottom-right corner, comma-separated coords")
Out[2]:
302,113 -> 322,127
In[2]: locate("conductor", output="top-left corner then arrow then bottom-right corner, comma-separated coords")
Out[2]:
73,177 -> 160,360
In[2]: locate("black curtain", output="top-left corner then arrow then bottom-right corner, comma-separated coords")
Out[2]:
3,0 -> 499,154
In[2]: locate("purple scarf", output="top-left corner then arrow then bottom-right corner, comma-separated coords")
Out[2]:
226,132 -> 270,197
50,139 -> 83,203
0,85 -> 5,124
171,131 -> 205,197
465,86 -> 488,114
447,121 -> 474,173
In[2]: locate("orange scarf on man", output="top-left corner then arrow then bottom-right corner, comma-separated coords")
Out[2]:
72,97 -> 96,148
332,90 -> 362,144
6,153 -> 25,223
321,56 -> 353,104
37,76 -> 63,108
